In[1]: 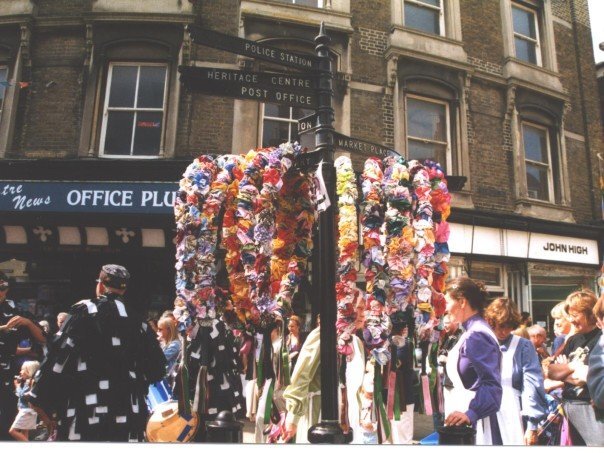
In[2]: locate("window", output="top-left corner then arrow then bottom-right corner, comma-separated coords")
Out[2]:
405,95 -> 450,171
0,66 -> 7,118
521,122 -> 553,202
404,0 -> 444,35
261,103 -> 313,148
512,2 -> 541,65
99,63 -> 168,157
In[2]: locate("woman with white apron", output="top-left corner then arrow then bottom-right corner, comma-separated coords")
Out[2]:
442,277 -> 503,445
485,298 -> 550,445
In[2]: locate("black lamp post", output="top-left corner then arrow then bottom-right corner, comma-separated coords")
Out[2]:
307,22 -> 349,444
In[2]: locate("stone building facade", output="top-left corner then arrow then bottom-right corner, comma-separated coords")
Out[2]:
0,0 -> 602,329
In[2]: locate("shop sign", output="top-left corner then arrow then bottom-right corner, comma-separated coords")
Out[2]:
179,66 -> 318,108
187,25 -> 320,71
449,223 -> 599,266
333,132 -> 400,157
0,181 -> 178,214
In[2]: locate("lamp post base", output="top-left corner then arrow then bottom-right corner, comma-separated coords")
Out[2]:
308,421 -> 352,444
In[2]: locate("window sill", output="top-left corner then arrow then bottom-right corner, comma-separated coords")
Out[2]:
0,0 -> 34,23
515,198 -> 575,223
240,0 -> 353,34
88,0 -> 194,23
503,58 -> 564,96
387,25 -> 468,70
99,154 -> 163,160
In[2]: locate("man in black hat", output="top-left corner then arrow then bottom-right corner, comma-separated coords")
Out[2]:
0,271 -> 46,440
29,264 -> 166,441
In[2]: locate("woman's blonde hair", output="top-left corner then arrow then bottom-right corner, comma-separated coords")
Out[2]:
550,300 -> 570,320
565,290 -> 598,324
484,297 -> 522,329
21,360 -> 40,379
158,316 -> 179,344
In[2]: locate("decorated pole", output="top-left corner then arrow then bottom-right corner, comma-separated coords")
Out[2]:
307,22 -> 348,444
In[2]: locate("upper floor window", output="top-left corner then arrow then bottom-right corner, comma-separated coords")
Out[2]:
405,95 -> 450,171
99,63 -> 168,158
404,0 -> 444,35
261,103 -> 313,148
0,66 -> 8,118
521,122 -> 553,202
512,2 -> 541,65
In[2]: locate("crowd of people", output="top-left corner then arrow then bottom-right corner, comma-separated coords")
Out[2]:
0,267 -> 603,445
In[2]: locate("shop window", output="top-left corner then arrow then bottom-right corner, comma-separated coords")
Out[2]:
469,261 -> 505,295
99,63 -> 168,158
405,94 -> 451,172
0,66 -> 7,120
521,121 -> 554,202
404,0 -> 444,36
512,2 -> 542,66
260,103 -> 314,148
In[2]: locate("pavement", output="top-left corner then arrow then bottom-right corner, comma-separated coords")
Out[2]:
242,412 -> 436,444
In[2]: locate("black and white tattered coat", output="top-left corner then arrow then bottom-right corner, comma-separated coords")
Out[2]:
30,294 -> 166,441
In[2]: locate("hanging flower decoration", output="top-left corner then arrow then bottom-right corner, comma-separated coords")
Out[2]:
424,160 -> 451,315
253,143 -> 299,326
360,157 -> 391,353
175,155 -> 232,328
222,155 -> 248,324
334,155 -> 360,357
407,160 -> 435,319
270,167 -> 316,325
382,155 -> 416,319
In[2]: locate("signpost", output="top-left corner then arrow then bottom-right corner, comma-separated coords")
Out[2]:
179,66 -> 318,108
297,112 -> 319,135
333,132 -> 399,158
181,23 -> 401,444
186,25 -> 321,71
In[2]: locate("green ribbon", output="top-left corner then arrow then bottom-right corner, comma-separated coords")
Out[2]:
257,342 -> 264,388
374,366 -> 391,441
281,349 -> 291,387
394,383 -> 401,421
263,378 -> 276,424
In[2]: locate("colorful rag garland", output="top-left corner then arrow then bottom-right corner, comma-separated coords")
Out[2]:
360,157 -> 392,364
175,155 -> 228,327
334,155 -> 360,357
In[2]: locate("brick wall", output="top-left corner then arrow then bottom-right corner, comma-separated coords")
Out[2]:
358,28 -> 387,57
15,29 -> 85,157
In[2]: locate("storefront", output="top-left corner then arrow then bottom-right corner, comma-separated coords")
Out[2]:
447,209 -> 603,335
0,159 -> 188,324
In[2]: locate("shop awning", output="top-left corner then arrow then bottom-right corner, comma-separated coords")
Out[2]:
0,225 -> 173,249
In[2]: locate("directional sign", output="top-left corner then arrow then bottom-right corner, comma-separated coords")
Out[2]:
187,25 -> 320,72
297,112 -> 319,135
333,132 -> 401,158
180,66 -> 318,109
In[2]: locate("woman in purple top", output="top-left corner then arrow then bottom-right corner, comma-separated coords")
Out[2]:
443,277 -> 503,445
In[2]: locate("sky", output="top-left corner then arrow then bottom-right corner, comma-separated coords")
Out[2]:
589,0 -> 604,63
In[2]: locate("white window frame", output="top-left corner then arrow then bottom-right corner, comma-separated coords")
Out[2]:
0,65 -> 8,120
259,104 -> 312,148
405,94 -> 452,172
521,121 -> 554,203
99,62 -> 169,159
511,2 -> 542,66
404,0 -> 445,36
471,261 -> 506,294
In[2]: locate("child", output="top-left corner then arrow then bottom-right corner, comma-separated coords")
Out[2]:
9,360 -> 40,441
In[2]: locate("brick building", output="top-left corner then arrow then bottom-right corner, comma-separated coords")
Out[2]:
0,0 -> 602,331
